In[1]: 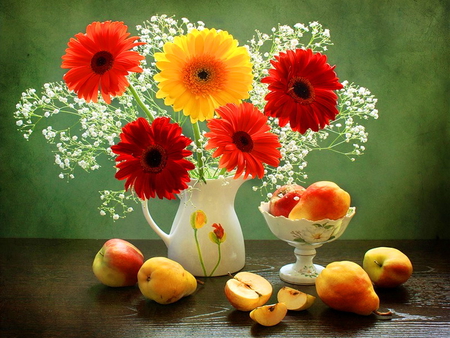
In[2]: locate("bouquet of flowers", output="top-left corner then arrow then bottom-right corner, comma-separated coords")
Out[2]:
14,15 -> 378,219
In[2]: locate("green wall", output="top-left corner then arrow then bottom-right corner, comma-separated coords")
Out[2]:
0,0 -> 448,240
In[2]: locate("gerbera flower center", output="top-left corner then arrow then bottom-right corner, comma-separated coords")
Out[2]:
288,77 -> 315,104
141,145 -> 168,173
91,51 -> 114,75
182,55 -> 226,96
233,131 -> 253,152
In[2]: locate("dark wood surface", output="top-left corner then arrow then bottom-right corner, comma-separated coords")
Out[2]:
1,239 -> 449,337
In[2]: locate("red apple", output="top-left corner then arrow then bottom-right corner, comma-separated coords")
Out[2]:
92,238 -> 144,287
363,247 -> 413,288
269,184 -> 306,217
288,181 -> 350,221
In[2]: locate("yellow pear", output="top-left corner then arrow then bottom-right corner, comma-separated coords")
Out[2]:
315,261 -> 379,315
137,257 -> 197,304
289,181 -> 350,221
250,303 -> 288,326
277,286 -> 316,311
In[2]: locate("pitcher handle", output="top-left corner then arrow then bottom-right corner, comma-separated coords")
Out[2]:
141,199 -> 171,247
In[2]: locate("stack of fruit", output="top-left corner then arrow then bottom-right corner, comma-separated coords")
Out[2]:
268,181 -> 351,221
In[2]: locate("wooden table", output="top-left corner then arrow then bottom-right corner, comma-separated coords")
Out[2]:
1,239 -> 449,337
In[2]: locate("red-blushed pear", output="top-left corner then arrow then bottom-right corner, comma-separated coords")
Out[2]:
316,261 -> 390,316
250,303 -> 288,326
92,238 -> 144,287
224,272 -> 272,311
277,286 -> 316,311
137,257 -> 197,304
269,184 -> 306,217
288,181 -> 350,221
363,247 -> 413,288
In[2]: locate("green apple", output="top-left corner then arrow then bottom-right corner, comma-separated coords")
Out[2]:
92,238 -> 144,287
363,247 -> 413,288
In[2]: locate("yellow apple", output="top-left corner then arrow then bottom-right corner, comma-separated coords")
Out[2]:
250,303 -> 288,326
92,238 -> 144,287
363,247 -> 413,288
288,181 -> 351,221
316,261 -> 380,315
224,272 -> 272,311
277,286 -> 316,311
137,257 -> 197,304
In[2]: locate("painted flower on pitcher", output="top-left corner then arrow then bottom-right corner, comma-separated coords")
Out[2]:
153,28 -> 253,123
205,102 -> 281,179
209,223 -> 227,244
61,21 -> 145,104
191,210 -> 207,229
111,117 -> 195,200
291,223 -> 335,244
262,48 -> 343,134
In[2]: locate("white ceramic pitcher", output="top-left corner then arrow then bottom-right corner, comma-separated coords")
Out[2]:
142,176 -> 246,277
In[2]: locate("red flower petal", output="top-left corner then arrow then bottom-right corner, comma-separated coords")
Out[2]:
262,48 -> 343,134
111,117 -> 195,200
61,21 -> 145,103
205,102 -> 281,179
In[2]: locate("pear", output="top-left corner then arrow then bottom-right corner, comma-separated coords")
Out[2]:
315,261 -> 380,315
250,303 -> 288,326
277,286 -> 316,311
137,257 -> 197,304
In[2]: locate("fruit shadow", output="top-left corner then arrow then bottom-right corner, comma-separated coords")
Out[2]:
375,285 -> 411,304
317,307 -> 378,332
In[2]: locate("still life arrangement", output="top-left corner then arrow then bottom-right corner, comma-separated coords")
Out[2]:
14,15 -> 378,277
12,14 -> 414,326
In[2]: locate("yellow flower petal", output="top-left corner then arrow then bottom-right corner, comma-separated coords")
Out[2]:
154,28 -> 253,123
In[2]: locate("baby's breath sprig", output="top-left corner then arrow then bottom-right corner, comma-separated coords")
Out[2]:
99,190 -> 139,220
14,82 -> 142,179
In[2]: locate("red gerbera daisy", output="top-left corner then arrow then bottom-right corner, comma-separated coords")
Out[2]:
111,117 -> 195,200
204,102 -> 281,179
262,48 -> 343,134
61,21 -> 145,104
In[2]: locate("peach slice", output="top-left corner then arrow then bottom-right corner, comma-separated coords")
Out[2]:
277,286 -> 316,311
250,303 -> 288,326
224,272 -> 272,311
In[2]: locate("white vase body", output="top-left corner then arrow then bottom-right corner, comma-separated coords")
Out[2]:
142,176 -> 246,277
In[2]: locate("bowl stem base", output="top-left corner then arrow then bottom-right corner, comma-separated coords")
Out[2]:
279,245 -> 324,285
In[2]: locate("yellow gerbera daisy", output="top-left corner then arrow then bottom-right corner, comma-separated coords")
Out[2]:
154,28 -> 253,123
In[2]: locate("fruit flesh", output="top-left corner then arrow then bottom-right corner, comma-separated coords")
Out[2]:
250,303 -> 288,326
277,286 -> 315,311
224,272 -> 273,311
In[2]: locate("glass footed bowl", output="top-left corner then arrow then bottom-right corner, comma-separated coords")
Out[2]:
259,202 -> 356,285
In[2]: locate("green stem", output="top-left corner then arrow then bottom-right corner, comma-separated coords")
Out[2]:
209,243 -> 222,277
194,229 -> 207,276
128,83 -> 155,122
218,168 -> 228,177
192,122 -> 206,182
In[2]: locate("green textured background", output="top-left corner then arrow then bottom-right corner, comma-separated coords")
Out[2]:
0,0 -> 448,240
